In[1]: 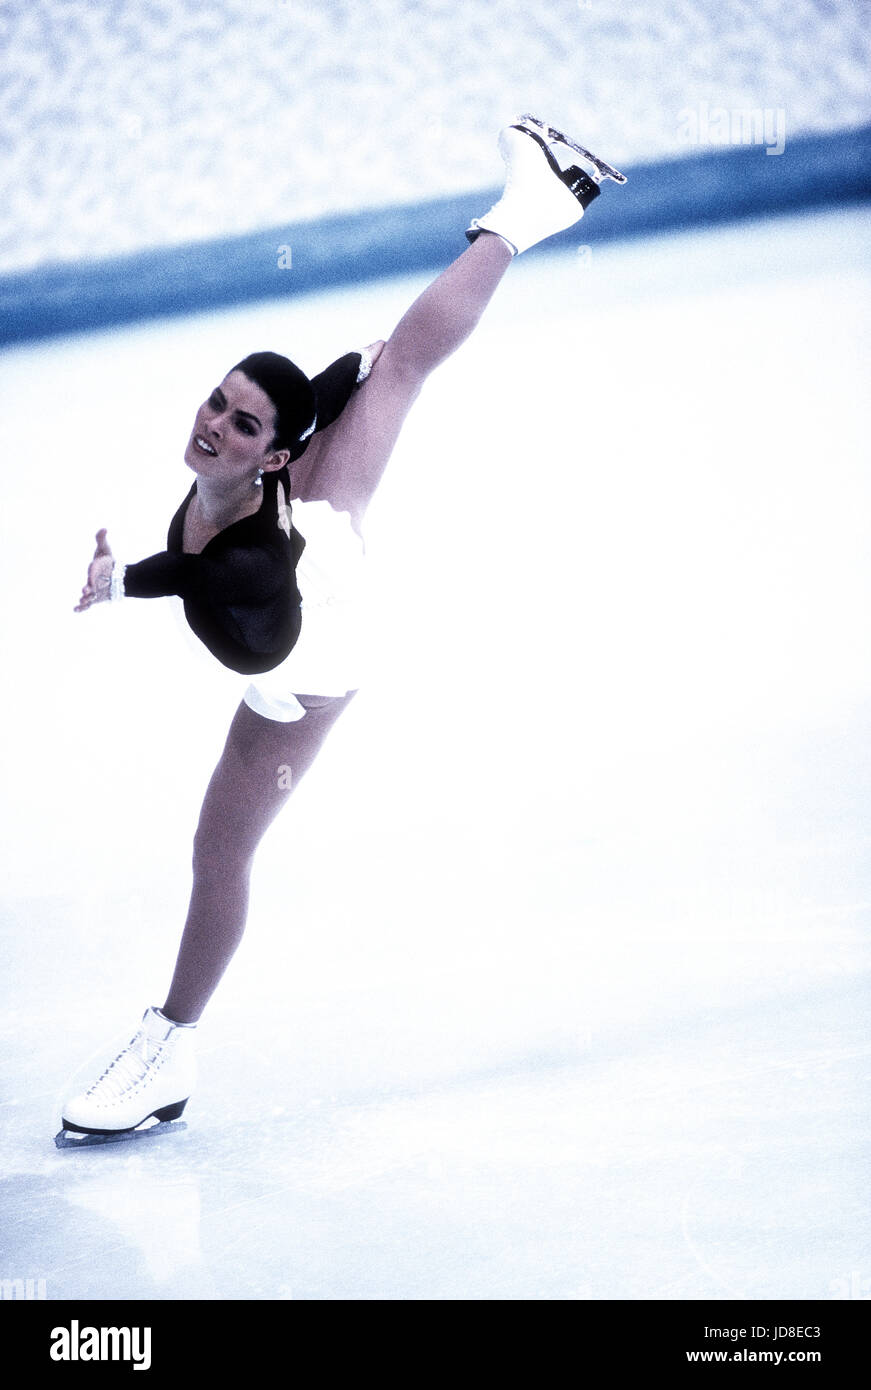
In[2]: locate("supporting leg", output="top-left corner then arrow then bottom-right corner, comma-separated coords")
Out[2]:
162,693 -> 355,1024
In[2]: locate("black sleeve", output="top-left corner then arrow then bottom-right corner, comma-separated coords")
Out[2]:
123,545 -> 284,604
309,352 -> 364,431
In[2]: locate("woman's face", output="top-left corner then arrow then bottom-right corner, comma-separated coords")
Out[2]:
184,369 -> 286,479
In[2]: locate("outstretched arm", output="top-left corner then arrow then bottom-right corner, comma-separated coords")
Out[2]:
74,528 -> 285,612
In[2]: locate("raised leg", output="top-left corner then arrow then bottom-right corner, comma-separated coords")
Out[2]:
385,231 -> 515,380
162,693 -> 355,1024
300,232 -> 514,520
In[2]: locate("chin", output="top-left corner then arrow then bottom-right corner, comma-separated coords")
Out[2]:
184,437 -> 205,472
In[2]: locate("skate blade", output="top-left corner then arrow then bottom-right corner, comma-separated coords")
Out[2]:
54,1119 -> 187,1150
516,114 -> 627,184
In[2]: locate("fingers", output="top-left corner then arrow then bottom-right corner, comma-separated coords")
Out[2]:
75,577 -> 94,611
94,527 -> 112,558
74,583 -> 106,612
75,577 -> 99,611
74,584 -> 97,611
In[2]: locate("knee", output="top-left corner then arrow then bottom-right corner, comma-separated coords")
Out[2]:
191,819 -> 255,881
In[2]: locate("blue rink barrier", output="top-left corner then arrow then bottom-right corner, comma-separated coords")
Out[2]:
1,125 -> 869,347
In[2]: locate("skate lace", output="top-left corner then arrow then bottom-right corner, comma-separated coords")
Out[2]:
86,1030 -> 165,1101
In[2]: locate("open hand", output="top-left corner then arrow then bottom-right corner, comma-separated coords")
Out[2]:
75,528 -> 115,612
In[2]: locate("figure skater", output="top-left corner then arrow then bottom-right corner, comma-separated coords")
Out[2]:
58,116 -> 626,1145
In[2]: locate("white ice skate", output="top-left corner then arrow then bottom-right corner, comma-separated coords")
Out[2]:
55,1006 -> 197,1150
467,113 -> 627,256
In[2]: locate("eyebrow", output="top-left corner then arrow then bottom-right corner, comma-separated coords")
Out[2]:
213,386 -> 262,429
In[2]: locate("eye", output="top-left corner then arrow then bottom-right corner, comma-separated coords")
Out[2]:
235,417 -> 255,435
208,391 -> 221,409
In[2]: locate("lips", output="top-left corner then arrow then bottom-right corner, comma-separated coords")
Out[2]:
193,434 -> 217,457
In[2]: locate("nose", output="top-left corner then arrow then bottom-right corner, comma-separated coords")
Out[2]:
203,405 -> 223,439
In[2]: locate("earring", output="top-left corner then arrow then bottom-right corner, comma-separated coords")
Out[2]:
254,468 -> 264,487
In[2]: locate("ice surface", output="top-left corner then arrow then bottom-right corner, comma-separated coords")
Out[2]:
1,208 -> 869,1300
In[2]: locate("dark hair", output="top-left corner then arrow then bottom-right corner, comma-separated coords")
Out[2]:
231,351 -> 316,456
232,349 -> 363,464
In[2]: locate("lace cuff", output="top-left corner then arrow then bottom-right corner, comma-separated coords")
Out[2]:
356,346 -> 373,384
109,560 -> 127,602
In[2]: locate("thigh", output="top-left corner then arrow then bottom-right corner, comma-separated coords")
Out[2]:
304,354 -> 423,520
194,692 -> 356,859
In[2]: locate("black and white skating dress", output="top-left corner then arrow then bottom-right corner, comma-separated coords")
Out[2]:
121,468 -> 306,676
